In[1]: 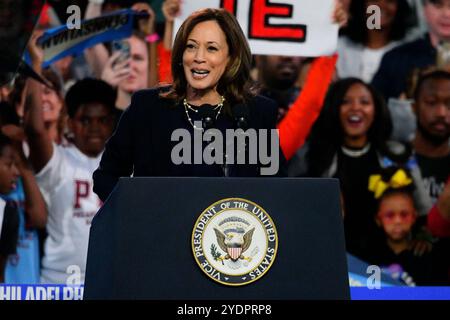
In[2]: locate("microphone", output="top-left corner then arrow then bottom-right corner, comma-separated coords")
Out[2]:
232,103 -> 249,130
198,104 -> 217,130
197,104 -> 231,176
223,104 -> 250,177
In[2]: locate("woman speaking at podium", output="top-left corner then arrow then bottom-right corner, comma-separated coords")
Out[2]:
93,8 -> 285,202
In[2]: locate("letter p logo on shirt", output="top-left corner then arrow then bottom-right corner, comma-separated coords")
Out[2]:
74,180 -> 90,209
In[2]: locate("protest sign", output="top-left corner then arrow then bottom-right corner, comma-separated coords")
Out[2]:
174,0 -> 338,57
35,9 -> 137,68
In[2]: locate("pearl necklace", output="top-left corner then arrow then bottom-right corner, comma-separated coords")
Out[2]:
183,96 -> 225,130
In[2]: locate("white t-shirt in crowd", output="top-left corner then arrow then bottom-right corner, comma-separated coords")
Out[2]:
0,198 -> 5,238
337,36 -> 400,83
36,143 -> 102,284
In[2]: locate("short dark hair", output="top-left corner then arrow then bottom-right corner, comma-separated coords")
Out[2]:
414,70 -> 450,101
344,0 -> 412,44
0,133 -> 13,157
65,78 -> 117,118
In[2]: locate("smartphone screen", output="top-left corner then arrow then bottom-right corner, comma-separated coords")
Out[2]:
111,40 -> 130,66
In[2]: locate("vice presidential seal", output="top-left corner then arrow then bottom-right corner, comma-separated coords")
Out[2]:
192,198 -> 278,286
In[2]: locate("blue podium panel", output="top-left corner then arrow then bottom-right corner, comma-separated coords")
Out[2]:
84,177 -> 349,300
351,287 -> 450,300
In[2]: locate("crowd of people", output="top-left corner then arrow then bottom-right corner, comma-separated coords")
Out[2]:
0,0 -> 449,287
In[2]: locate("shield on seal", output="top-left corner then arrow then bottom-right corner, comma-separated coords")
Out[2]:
227,247 -> 242,261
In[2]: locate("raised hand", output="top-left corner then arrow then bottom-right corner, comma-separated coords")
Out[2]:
332,0 -> 348,28
162,0 -> 182,49
162,0 -> 181,23
27,30 -> 45,71
132,2 -> 156,35
101,51 -> 131,88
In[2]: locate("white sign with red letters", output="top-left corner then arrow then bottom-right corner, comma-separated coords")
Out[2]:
174,0 -> 338,57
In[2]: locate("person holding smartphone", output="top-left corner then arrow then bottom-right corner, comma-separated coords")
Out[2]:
85,2 -> 158,111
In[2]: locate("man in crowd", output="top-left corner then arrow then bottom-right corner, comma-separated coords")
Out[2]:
254,55 -> 305,121
412,70 -> 450,204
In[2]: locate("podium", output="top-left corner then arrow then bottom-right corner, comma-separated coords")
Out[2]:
84,177 -> 350,299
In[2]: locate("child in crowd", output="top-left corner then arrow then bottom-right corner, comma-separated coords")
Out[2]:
25,76 -> 116,284
0,101 -> 47,284
0,134 -> 20,282
366,167 -> 449,285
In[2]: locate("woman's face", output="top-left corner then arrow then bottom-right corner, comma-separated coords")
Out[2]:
41,84 -> 63,123
183,20 -> 230,97
119,36 -> 149,94
366,0 -> 398,28
340,83 -> 375,143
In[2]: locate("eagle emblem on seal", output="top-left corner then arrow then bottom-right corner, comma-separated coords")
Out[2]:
212,216 -> 257,264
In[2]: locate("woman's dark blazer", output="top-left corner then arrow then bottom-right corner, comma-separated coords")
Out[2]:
93,87 -> 286,201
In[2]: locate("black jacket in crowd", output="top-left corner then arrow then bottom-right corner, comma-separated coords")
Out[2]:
372,33 -> 436,100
